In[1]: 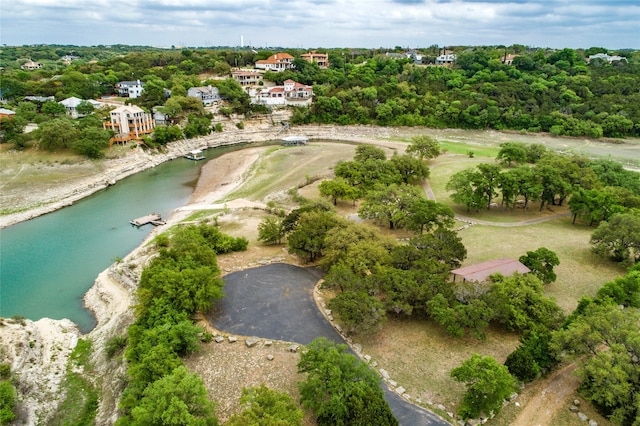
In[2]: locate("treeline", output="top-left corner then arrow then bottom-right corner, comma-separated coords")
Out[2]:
291,47 -> 639,138
114,223 -> 247,425
447,141 -> 640,265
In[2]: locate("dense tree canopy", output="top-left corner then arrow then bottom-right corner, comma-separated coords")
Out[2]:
298,338 -> 397,426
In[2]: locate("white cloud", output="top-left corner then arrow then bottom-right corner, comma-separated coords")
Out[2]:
2,0 -> 638,48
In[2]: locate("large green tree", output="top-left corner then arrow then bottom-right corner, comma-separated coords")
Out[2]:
226,385 -> 303,426
130,366 -> 218,426
298,338 -> 397,426
590,212 -> 640,264
551,304 -> 640,425
519,247 -> 560,284
406,135 -> 442,160
450,354 -> 518,420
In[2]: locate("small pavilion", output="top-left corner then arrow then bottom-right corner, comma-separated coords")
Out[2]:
451,258 -> 530,283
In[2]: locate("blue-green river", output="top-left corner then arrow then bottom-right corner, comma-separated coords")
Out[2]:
0,144 -> 252,333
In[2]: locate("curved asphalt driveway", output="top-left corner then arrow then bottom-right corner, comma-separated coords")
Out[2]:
209,263 -> 450,426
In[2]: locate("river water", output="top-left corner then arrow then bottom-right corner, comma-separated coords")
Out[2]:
0,144 -> 252,333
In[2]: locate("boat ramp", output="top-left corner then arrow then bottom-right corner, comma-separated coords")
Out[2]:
281,136 -> 308,146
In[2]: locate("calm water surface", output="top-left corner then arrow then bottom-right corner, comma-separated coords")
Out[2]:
0,145 -> 253,332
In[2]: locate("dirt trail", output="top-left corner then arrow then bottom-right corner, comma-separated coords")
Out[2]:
512,363 -> 580,426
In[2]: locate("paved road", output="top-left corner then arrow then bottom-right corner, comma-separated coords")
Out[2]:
209,263 -> 450,426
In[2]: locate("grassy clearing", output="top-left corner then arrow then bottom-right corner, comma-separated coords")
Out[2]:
357,318 -> 520,411
49,339 -> 98,426
458,218 -> 624,313
222,143 -> 358,203
440,140 -> 501,158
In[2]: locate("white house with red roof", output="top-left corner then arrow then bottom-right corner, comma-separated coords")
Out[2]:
251,79 -> 313,106
254,53 -> 295,72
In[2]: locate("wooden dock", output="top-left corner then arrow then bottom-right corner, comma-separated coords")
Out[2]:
130,213 -> 162,227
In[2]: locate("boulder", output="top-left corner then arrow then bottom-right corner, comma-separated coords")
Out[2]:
245,337 -> 260,347
577,412 -> 589,422
379,368 -> 390,380
228,336 -> 238,343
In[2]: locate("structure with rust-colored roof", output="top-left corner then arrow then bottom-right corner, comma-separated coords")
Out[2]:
255,53 -> 295,72
451,258 -> 530,283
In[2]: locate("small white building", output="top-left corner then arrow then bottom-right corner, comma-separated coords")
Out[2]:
435,54 -> 456,65
187,85 -> 221,105
587,53 -> 628,64
115,80 -> 145,98
59,97 -> 104,118
251,79 -> 313,106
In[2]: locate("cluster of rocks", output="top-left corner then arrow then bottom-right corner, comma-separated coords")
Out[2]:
569,400 -> 599,426
211,333 -> 302,363
222,255 -> 287,273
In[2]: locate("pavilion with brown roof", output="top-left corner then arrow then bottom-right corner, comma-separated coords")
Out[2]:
451,258 -> 530,283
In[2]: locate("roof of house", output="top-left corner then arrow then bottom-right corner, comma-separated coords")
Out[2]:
451,258 -> 530,282
0,108 -> 16,115
60,97 -> 103,108
110,105 -> 145,114
256,53 -> 294,64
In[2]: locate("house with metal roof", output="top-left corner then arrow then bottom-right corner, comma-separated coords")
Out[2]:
451,258 -> 530,283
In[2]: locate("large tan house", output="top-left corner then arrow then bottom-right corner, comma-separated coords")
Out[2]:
301,51 -> 330,68
104,105 -> 155,145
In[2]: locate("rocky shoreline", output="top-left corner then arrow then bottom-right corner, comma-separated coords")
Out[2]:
0,122 -> 413,424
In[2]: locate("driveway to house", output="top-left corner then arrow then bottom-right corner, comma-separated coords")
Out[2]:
209,263 -> 450,426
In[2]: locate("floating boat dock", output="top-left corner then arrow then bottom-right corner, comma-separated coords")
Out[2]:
281,136 -> 308,146
130,213 -> 163,227
184,149 -> 205,160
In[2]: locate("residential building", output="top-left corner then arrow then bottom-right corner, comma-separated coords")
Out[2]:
21,60 -> 43,70
153,107 -> 170,126
255,53 -> 295,72
232,70 -> 264,86
252,79 -> 313,106
301,51 -> 330,68
406,50 -> 423,64
23,96 -> 55,103
59,97 -> 103,118
104,105 -> 154,145
0,108 -> 16,119
587,53 -> 628,64
116,80 -> 145,98
187,85 -> 221,105
435,54 -> 456,65
502,54 -> 519,65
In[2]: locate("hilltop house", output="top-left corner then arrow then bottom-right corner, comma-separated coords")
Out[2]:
252,79 -> 313,106
187,85 -> 221,105
59,97 -> 104,118
104,105 -> 154,145
300,51 -> 330,68
587,53 -> 628,64
116,80 -> 144,98
232,70 -> 264,86
255,53 -> 295,72
435,54 -> 456,65
21,60 -> 43,70
0,108 -> 16,119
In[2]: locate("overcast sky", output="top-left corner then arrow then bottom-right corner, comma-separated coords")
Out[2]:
2,0 -> 638,50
